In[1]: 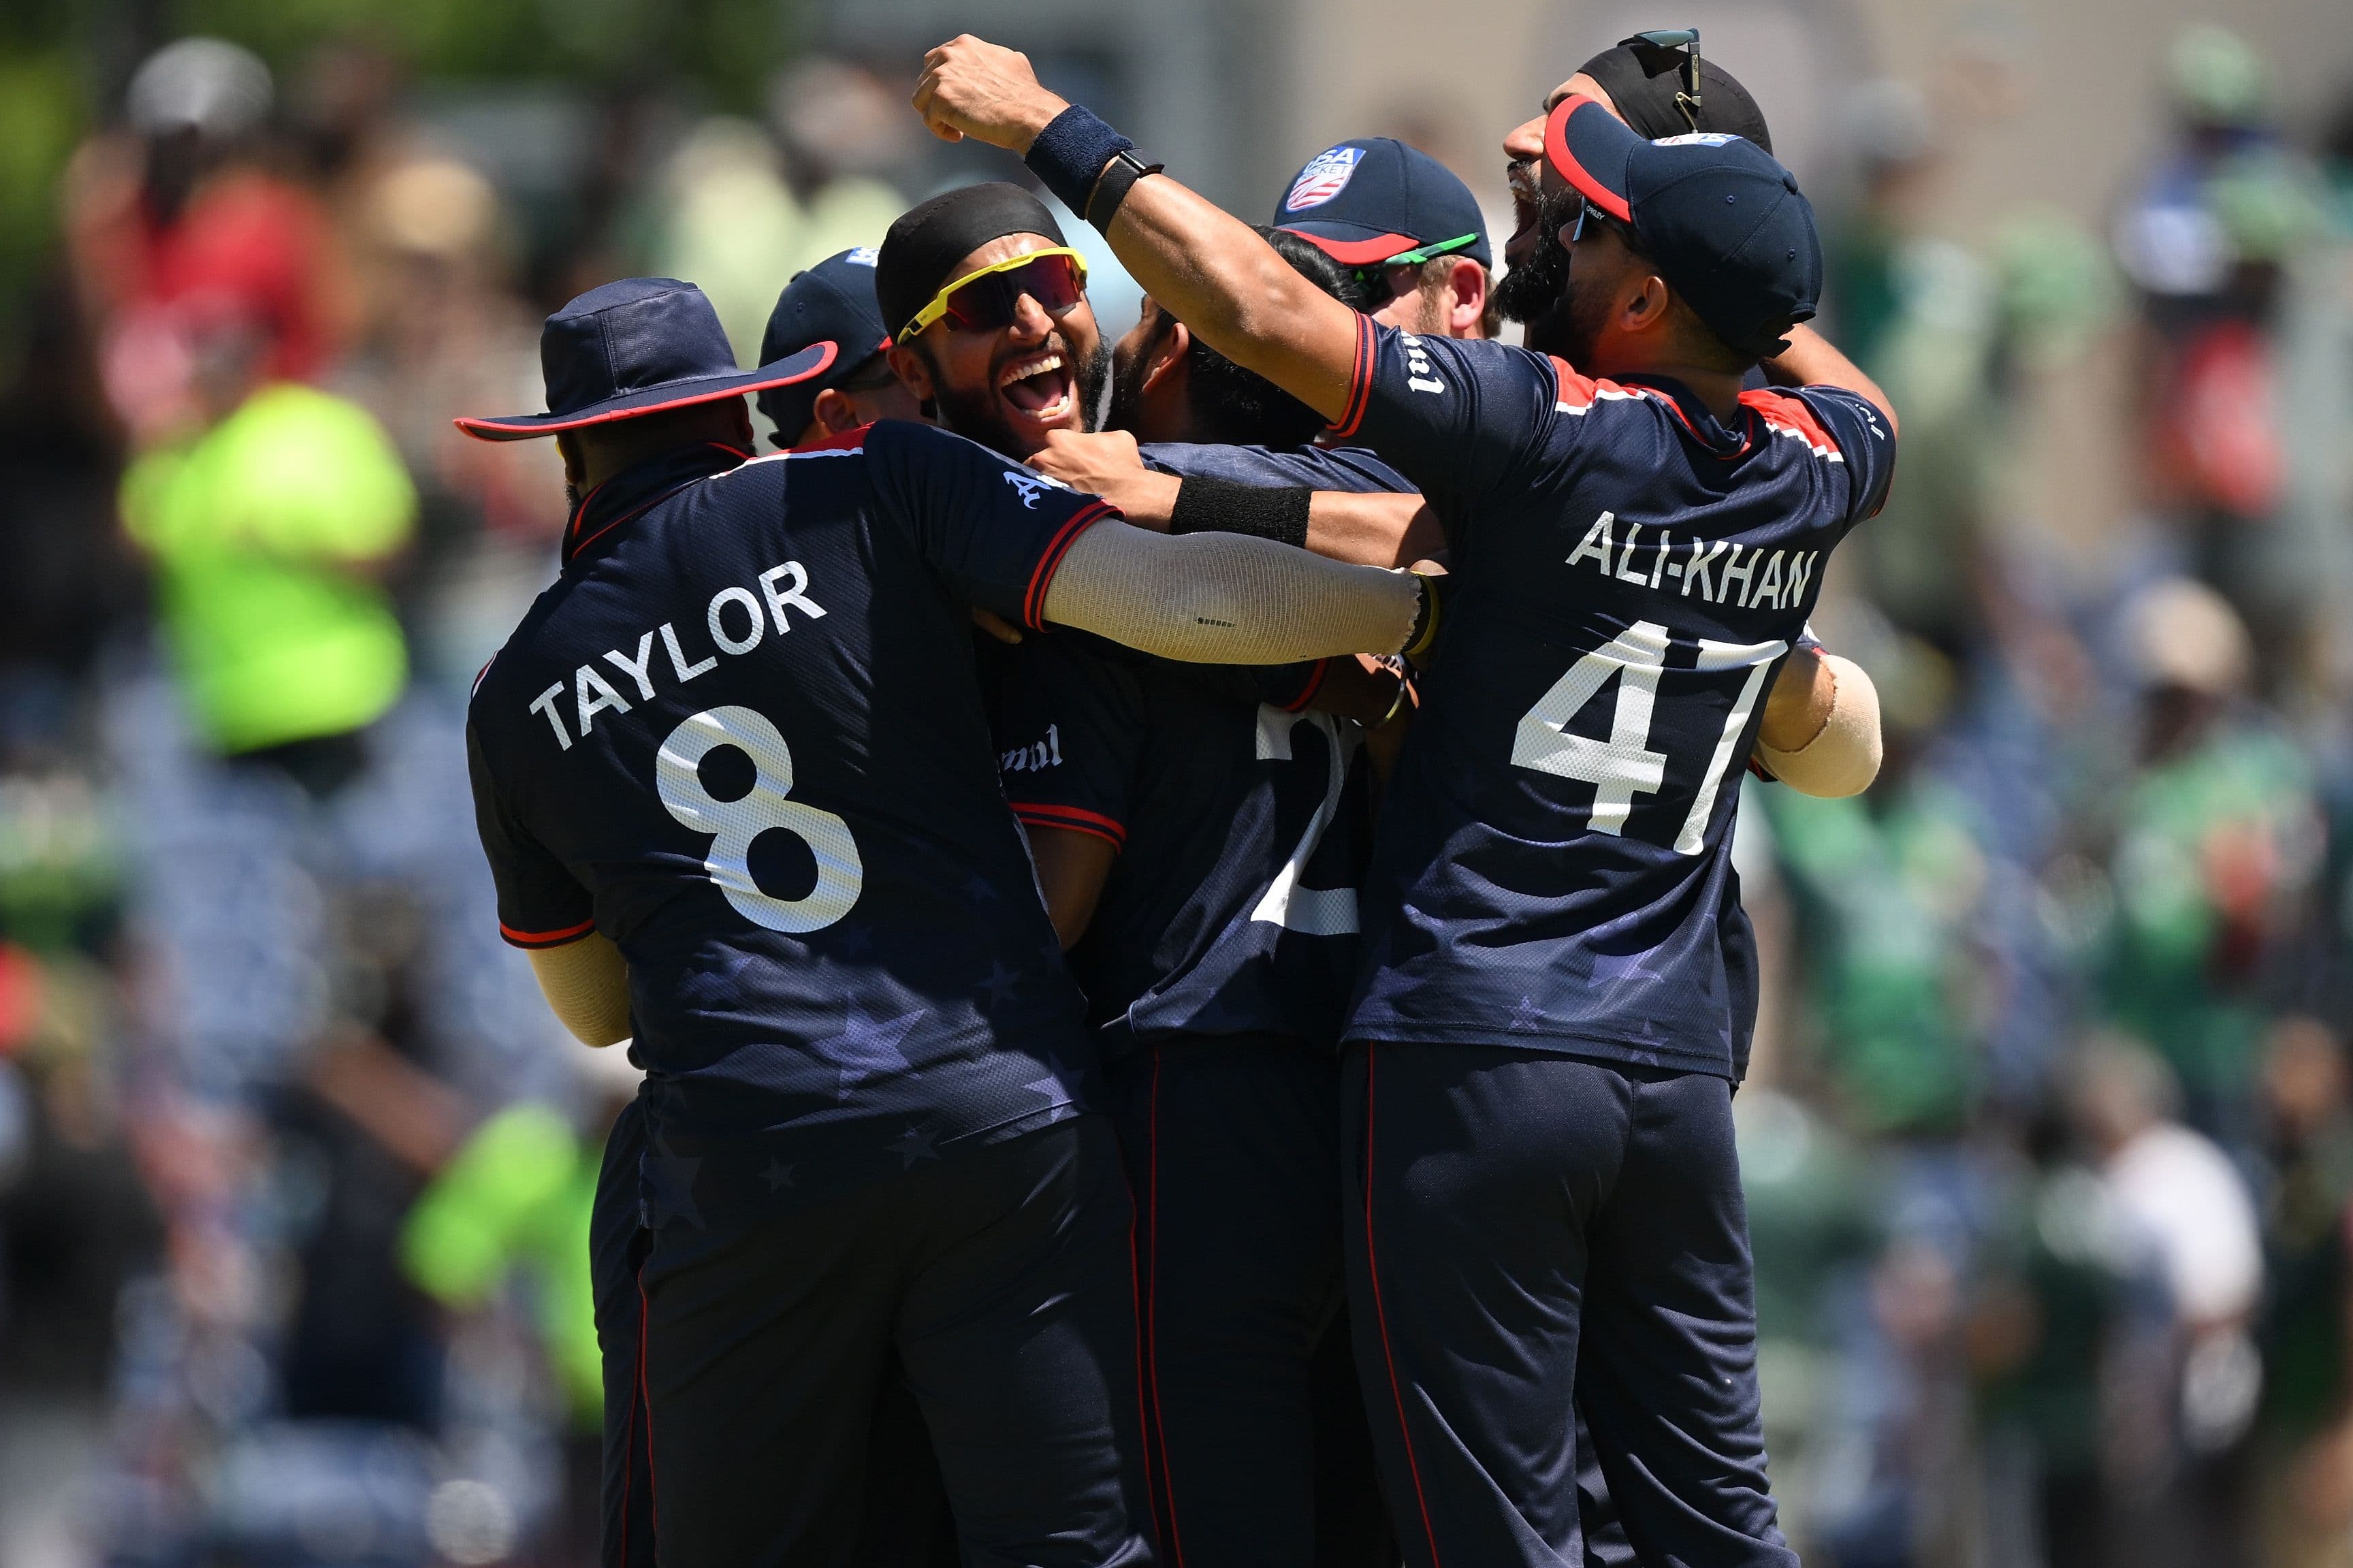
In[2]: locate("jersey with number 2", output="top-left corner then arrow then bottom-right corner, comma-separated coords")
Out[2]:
1330,323 -> 1895,1078
466,423 -> 1115,1217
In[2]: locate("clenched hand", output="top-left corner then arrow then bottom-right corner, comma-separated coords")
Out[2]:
912,35 -> 1071,152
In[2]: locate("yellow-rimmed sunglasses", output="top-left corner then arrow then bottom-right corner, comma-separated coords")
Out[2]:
899,246 -> 1090,341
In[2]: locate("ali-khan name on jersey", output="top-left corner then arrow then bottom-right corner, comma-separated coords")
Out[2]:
1564,509 -> 1819,612
524,559 -> 829,752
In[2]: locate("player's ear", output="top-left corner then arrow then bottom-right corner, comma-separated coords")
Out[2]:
724,398 -> 754,449
886,342 -> 935,405
811,387 -> 860,436
1625,272 -> 1674,338
1445,258 -> 1487,336
1142,317 -> 1189,395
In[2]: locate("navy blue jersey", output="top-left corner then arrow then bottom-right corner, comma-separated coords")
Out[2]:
1330,323 -> 1895,1078
467,422 -> 1115,1217
990,441 -> 1402,1053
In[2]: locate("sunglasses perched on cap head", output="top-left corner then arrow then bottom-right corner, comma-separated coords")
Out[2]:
899,248 -> 1089,342
1624,26 -> 1704,133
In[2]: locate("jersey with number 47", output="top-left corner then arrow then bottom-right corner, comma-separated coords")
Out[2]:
1330,323 -> 1895,1079
465,422 -> 1115,1219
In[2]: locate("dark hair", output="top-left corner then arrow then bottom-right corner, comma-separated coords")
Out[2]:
1166,227 -> 1356,447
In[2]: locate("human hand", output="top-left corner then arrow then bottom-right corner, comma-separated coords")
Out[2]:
972,607 -> 1025,644
913,35 -> 1071,152
1030,431 -> 1181,528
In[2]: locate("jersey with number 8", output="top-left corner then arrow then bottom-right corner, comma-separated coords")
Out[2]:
1328,321 -> 1895,1081
466,422 -> 1120,1217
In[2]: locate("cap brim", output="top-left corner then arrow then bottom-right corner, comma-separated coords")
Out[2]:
1277,222 -> 1424,267
1544,95 -> 1636,223
454,341 -> 839,442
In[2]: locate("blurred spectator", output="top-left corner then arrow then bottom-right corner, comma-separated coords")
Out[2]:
2253,1015 -> 2353,1567
62,39 -> 353,446
2068,1030 -> 2263,1567
2094,578 -> 2322,1134
336,154 -> 566,691
2114,27 -> 2330,684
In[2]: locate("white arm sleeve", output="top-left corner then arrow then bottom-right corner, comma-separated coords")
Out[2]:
1755,654 -> 1883,798
526,931 -> 633,1049
1040,519 -> 1420,665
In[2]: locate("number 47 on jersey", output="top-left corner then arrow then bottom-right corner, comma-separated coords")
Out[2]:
1511,622 -> 1787,857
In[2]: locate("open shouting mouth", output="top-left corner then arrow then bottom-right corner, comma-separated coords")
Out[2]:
996,345 -> 1078,438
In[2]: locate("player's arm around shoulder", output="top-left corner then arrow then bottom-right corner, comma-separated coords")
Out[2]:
1752,643 -> 1882,797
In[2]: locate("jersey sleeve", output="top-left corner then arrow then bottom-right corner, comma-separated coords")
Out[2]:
1325,319 -> 1568,517
997,634 -> 1146,852
868,419 -> 1118,630
1140,441 -> 1412,495
1791,385 -> 1898,523
468,721 -> 596,948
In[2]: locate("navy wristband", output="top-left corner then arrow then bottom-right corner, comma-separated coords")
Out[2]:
1026,105 -> 1134,218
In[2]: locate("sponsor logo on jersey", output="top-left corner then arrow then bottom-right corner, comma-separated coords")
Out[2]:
1284,146 -> 1365,212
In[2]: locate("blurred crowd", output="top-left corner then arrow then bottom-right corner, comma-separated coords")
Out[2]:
0,17 -> 2351,1568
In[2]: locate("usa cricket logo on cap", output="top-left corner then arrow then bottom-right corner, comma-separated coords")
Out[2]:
1284,146 -> 1364,212
846,246 -> 880,266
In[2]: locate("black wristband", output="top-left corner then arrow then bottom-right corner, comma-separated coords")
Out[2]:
1025,105 -> 1133,218
1168,477 -> 1311,549
1085,148 -> 1163,231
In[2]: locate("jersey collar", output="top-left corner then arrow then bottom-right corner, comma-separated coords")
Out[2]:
1614,374 -> 1750,458
564,441 -> 751,568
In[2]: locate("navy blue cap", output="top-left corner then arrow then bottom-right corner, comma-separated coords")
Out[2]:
755,248 -> 892,436
455,276 -> 835,441
1271,138 -> 1490,270
1544,95 -> 1821,358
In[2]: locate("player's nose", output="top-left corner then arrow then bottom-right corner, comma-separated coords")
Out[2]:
1007,291 -> 1058,341
1503,113 -> 1546,165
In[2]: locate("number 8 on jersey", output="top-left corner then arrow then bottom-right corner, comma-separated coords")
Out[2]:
657,705 -> 864,932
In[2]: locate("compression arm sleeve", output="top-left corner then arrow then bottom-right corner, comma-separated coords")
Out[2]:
1040,517 -> 1421,664
1755,654 -> 1883,797
525,931 -> 633,1049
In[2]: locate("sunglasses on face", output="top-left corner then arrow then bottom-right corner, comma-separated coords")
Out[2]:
899,248 -> 1089,342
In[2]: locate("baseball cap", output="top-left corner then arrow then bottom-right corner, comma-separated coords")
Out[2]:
1272,138 -> 1491,270
1544,95 -> 1820,359
756,249 -> 892,435
455,278 -> 834,441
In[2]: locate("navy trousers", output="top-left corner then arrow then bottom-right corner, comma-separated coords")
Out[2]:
598,1109 -> 1152,1567
1106,1034 -> 1395,1567
1342,1042 -> 1795,1568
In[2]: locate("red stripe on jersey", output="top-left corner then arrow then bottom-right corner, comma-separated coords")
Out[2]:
788,422 -> 876,455
1010,801 -> 1127,848
1021,499 -> 1115,630
1739,389 -> 1842,459
500,916 -> 596,948
1325,314 -> 1377,440
1279,658 -> 1330,713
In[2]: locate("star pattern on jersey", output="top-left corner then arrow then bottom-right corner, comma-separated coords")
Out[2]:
817,1003 -> 925,1095
889,1121 -> 942,1167
980,962 -> 1021,1006
1589,946 -> 1670,993
761,1159 -> 797,1192
675,947 -> 756,1011
643,1135 -> 705,1230
1507,995 -> 1546,1034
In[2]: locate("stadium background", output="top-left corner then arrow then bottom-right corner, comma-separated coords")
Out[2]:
3,0 -> 2353,1563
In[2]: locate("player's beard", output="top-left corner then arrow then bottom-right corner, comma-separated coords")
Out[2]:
1493,186 -> 1579,328
930,334 -> 1113,462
